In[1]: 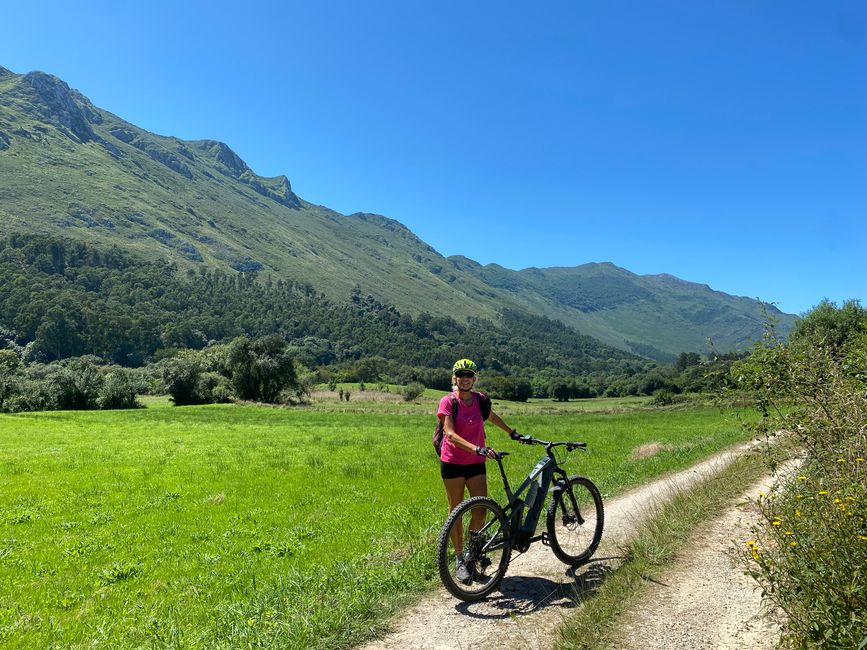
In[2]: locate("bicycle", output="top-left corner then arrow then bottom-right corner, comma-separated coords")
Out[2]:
435,434 -> 604,601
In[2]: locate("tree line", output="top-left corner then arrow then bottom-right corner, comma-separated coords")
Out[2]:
0,233 -> 747,411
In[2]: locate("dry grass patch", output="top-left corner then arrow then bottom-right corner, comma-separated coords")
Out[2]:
630,442 -> 673,461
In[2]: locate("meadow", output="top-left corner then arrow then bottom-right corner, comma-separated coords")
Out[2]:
0,394 -> 755,649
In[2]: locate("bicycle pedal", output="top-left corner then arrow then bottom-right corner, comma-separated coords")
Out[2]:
541,532 -> 550,546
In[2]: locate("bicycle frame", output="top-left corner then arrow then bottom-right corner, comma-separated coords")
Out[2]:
487,440 -> 585,553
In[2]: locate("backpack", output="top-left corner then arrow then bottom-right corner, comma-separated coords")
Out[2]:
433,391 -> 492,456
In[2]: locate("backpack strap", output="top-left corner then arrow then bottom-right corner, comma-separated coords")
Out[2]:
448,392 -> 490,421
473,390 -> 492,421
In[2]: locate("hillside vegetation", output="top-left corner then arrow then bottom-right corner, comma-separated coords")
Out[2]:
735,300 -> 866,647
0,65 -> 795,361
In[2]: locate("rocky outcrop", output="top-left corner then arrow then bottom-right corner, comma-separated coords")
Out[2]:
22,71 -> 96,143
240,172 -> 300,209
131,138 -> 193,179
195,140 -> 250,175
194,139 -> 300,208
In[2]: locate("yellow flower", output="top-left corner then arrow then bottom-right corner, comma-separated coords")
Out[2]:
860,536 -> 867,541
784,531 -> 794,536
837,458 -> 845,463
835,498 -> 842,504
772,519 -> 782,526
796,494 -> 804,499
789,541 -> 798,547
819,490 -> 828,495
758,491 -> 765,498
795,509 -> 801,517
856,458 -> 864,463
751,548 -> 761,560
798,476 -> 807,481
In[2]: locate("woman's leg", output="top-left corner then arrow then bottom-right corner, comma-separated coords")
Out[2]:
443,477 -> 468,555
465,473 -> 488,532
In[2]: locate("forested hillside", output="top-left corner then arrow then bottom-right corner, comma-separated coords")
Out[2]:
0,234 -> 646,378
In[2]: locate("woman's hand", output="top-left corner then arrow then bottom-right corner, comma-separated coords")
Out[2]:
475,446 -> 497,458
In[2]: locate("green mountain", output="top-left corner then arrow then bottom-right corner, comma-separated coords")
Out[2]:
0,65 -> 795,362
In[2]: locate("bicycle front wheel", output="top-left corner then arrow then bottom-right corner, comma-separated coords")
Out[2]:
546,476 -> 604,566
436,496 -> 511,601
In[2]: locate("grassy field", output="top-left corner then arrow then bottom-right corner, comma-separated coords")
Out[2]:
0,394 -> 755,648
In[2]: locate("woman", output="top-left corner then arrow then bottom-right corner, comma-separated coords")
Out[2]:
437,358 -> 517,582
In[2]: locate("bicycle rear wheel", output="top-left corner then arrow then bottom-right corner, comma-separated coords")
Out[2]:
436,496 -> 511,601
546,476 -> 604,566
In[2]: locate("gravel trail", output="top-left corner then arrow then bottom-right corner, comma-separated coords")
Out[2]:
611,472 -> 783,649
359,443 -> 763,650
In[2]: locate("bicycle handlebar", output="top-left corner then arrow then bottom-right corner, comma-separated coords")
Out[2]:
510,432 -> 587,451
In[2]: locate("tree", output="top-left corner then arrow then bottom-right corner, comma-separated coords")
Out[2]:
788,299 -> 866,354
0,349 -> 21,410
675,352 -> 702,372
162,352 -> 208,406
226,335 -> 297,403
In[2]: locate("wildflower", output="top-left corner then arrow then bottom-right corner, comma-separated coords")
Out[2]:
795,494 -> 804,499
818,490 -> 828,495
772,519 -> 782,526
837,458 -> 845,463
789,541 -> 798,547
846,496 -> 855,501
758,491 -> 765,498
798,476 -> 807,481
834,498 -> 842,504
860,536 -> 867,541
784,531 -> 794,536
856,458 -> 864,463
795,509 -> 801,517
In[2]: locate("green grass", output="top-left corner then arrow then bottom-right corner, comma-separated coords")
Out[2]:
0,398 -> 757,648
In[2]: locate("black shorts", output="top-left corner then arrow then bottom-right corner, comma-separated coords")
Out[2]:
440,461 -> 487,480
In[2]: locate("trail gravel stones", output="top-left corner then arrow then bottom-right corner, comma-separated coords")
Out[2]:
611,473 -> 783,650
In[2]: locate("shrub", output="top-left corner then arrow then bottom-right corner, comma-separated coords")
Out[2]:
402,382 -> 425,402
649,388 -> 675,406
736,301 -> 867,647
162,352 -> 209,406
98,369 -> 140,409
47,357 -> 104,410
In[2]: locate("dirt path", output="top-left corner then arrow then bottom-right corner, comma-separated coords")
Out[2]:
610,472 -> 783,649
359,443 -> 762,650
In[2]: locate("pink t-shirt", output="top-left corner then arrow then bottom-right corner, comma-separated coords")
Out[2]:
437,391 -> 486,464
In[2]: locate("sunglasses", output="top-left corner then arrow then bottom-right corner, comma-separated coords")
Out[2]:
455,371 -> 476,378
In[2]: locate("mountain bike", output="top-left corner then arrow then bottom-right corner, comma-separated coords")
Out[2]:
435,434 -> 604,601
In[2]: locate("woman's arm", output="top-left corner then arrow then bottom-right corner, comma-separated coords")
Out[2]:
443,415 -> 484,454
488,410 -> 516,437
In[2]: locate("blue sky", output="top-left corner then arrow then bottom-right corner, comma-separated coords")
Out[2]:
3,1 -> 865,315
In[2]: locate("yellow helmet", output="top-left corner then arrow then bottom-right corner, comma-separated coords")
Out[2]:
452,359 -> 478,374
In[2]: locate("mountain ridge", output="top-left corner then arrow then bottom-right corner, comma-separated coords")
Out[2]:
0,65 -> 796,361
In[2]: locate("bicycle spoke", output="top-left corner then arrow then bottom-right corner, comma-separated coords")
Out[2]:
436,497 -> 511,600
546,477 -> 604,565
